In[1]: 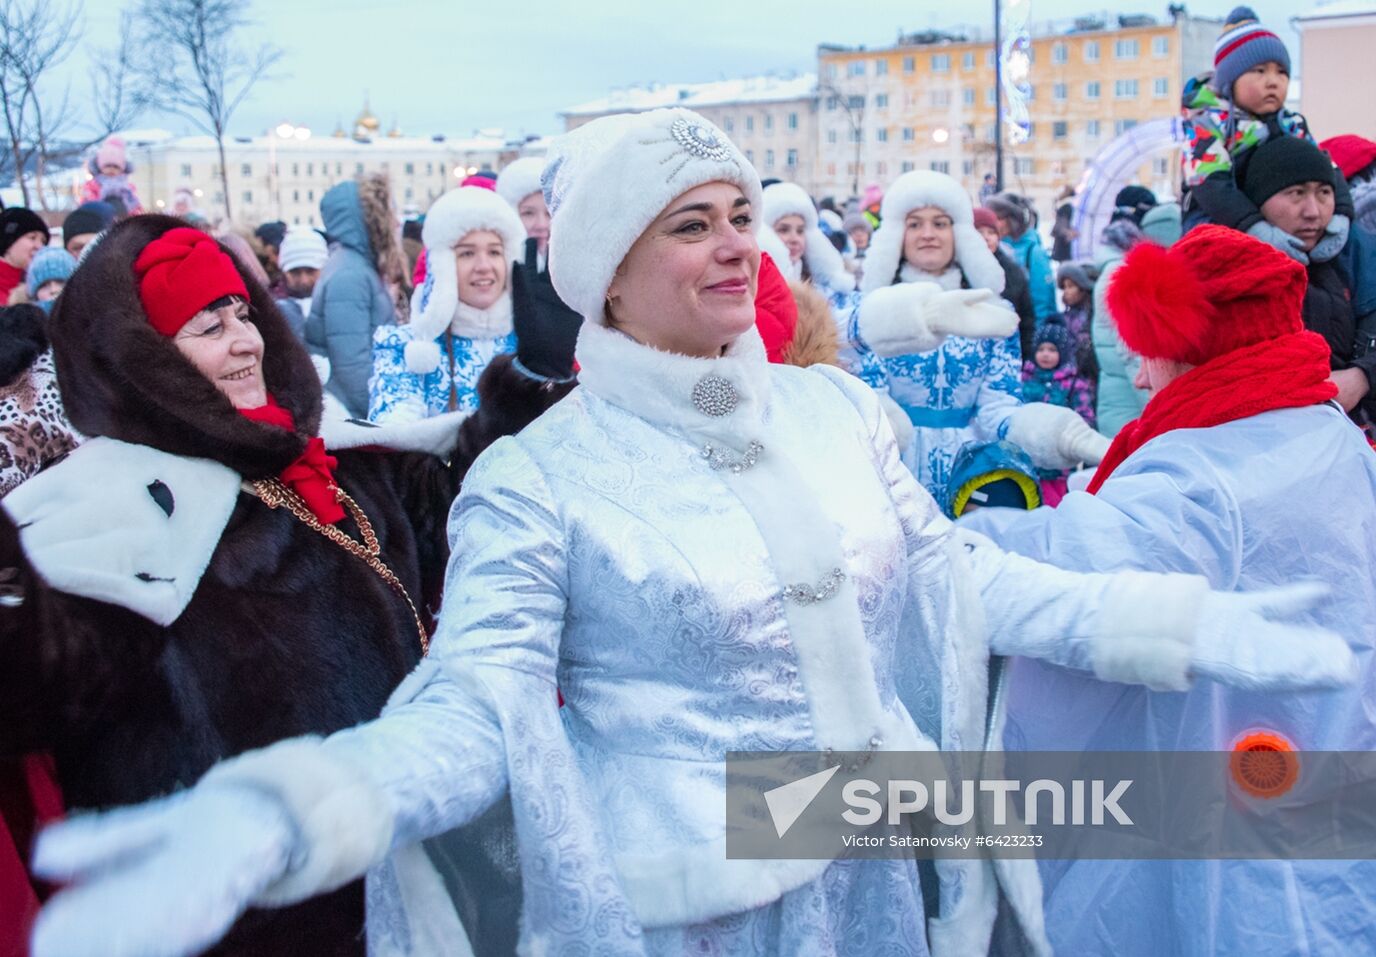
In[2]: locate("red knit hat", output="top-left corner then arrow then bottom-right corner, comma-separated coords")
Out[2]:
972,207 -> 1000,233
133,227 -> 249,336
1319,135 -> 1376,180
1107,224 -> 1307,366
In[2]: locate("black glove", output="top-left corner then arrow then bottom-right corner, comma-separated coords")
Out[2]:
511,238 -> 581,381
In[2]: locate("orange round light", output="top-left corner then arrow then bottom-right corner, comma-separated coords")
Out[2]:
1230,731 -> 1299,799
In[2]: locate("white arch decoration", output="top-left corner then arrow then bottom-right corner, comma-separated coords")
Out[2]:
1072,117 -> 1185,260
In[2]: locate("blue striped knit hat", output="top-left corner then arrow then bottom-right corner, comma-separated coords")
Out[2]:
1214,6 -> 1290,100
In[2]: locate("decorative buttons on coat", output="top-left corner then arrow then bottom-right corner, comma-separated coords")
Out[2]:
781,568 -> 846,606
701,440 -> 763,473
691,374 -> 740,417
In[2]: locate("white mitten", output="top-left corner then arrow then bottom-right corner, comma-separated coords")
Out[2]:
32,737 -> 395,957
1005,403 -> 1109,470
857,285 -> 1017,358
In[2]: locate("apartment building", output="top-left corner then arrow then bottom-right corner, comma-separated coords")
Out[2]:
562,75 -> 821,194
815,11 -> 1218,214
1295,1 -> 1376,139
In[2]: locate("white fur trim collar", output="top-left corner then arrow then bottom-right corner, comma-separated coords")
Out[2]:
449,293 -> 513,340
2,437 -> 241,625
899,262 -> 964,290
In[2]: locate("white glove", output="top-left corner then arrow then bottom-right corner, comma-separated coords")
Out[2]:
1191,583 -> 1356,691
1246,220 -> 1309,265
31,787 -> 295,957
858,284 -> 1017,358
1309,212 -> 1350,264
1005,402 -> 1109,471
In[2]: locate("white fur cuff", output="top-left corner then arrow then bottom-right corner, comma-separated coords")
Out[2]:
1093,572 -> 1209,691
202,738 -> 395,907
405,338 -> 442,375
856,283 -> 943,357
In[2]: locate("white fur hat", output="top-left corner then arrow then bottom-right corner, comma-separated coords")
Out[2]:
543,108 -> 763,323
406,186 -> 527,373
495,157 -> 546,210
761,181 -> 854,293
859,170 -> 1005,296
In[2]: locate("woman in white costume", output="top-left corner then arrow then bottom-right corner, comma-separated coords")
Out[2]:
28,109 -> 1353,957
845,171 -> 1108,505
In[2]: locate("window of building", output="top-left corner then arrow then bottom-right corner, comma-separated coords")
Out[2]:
765,113 -> 774,131
963,87 -> 976,106
930,90 -> 950,108
765,149 -> 774,167
405,187 -> 413,200
1114,118 -> 1139,135
875,93 -> 889,108
932,53 -> 951,72
962,159 -> 975,175
930,160 -> 950,174
1114,38 -> 1140,59
986,86 -> 997,105
744,116 -> 754,133
1114,78 -> 1139,98
1152,36 -> 1169,57
355,162 -> 364,174
1014,157 -> 1034,175
986,49 -> 996,67
1053,82 -> 1067,101
242,190 -> 252,204
745,149 -> 754,163
1053,120 -> 1068,139
306,162 -> 314,175
903,55 -> 915,73
1086,119 -> 1101,137
213,191 -> 223,204
826,63 -> 838,79
848,94 -> 864,109
404,162 -> 414,175
1084,40 -> 1100,62
875,58 -> 888,75
876,127 -> 889,142
849,128 -> 863,143
901,160 -> 915,173
825,96 -> 838,111
180,163 -> 192,177
902,126 -> 915,142
962,51 -> 976,70
292,190 -> 299,202
787,112 -> 798,130
786,148 -> 798,167
335,162 -> 342,175
985,123 -> 998,140
1052,42 -> 1068,64
847,60 -> 865,77
240,163 -> 251,177
307,189 -> 314,201
1085,80 -> 1101,99
724,116 -> 734,132
426,162 -> 433,175
1153,77 -> 1169,97
827,129 -> 838,144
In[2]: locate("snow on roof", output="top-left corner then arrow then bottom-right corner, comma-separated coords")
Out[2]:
1296,0 -> 1376,20
564,73 -> 816,116
140,132 -> 523,154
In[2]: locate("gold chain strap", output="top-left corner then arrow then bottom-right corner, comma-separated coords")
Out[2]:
247,478 -> 430,656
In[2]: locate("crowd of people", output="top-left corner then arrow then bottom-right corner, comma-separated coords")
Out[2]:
0,5 -> 1374,956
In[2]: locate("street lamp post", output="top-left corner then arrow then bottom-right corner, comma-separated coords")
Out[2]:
994,0 -> 1004,192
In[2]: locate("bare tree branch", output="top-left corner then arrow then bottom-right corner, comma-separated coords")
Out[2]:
136,0 -> 283,221
0,0 -> 84,207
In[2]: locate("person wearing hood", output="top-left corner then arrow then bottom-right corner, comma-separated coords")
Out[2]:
24,107 -> 1355,957
845,170 -> 1108,504
1322,133 -> 1376,236
60,202 -> 115,260
497,157 -> 550,262
1091,188 -> 1171,438
305,174 -> 411,419
961,225 -> 1376,956
0,217 -> 575,956
0,210 -> 49,302
369,186 -> 532,424
974,205 -> 1037,358
79,138 -> 142,214
985,191 -> 1057,322
273,228 -> 328,340
1021,318 -> 1095,506
762,182 -> 855,295
1055,260 -> 1097,382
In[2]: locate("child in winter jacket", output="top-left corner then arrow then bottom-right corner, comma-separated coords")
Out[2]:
79,137 -> 143,215
1180,7 -> 1351,260
1023,320 -> 1094,505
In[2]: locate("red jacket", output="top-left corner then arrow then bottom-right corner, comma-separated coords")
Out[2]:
754,252 -> 798,363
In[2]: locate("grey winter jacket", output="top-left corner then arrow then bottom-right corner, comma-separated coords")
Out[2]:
305,181 -> 397,417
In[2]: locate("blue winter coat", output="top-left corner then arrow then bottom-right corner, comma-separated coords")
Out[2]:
961,403 -> 1376,956
305,181 -> 398,418
1001,230 -> 1057,321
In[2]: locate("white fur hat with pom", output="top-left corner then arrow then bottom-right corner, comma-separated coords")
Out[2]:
406,186 -> 526,374
542,108 -> 762,323
761,181 -> 854,293
859,170 -> 1005,296
495,157 -> 546,210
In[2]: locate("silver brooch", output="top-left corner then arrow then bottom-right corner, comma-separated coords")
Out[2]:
702,440 -> 763,473
670,117 -> 734,161
691,374 -> 739,417
781,568 -> 846,606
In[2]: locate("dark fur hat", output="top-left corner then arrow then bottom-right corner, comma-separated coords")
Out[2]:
48,214 -> 323,477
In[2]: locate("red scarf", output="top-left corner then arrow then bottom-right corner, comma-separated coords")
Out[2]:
1088,332 -> 1338,495
239,396 -> 345,524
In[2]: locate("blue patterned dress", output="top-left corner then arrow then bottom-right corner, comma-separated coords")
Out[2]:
368,325 -> 517,424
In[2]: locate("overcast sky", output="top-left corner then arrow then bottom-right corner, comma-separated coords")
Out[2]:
55,0 -> 1317,142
